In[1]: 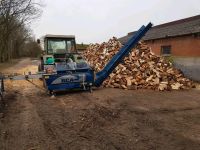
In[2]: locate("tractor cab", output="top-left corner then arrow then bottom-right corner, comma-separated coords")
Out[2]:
39,35 -> 89,73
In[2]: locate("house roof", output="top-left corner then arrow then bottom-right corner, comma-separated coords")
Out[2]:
119,15 -> 200,44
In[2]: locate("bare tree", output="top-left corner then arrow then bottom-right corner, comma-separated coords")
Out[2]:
0,0 -> 43,62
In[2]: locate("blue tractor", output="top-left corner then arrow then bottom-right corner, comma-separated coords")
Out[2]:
38,34 -> 96,93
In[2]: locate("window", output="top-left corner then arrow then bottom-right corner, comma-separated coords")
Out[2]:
48,39 -> 67,54
161,45 -> 171,56
47,39 -> 76,54
67,41 -> 76,52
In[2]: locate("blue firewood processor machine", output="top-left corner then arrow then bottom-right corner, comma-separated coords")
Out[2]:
0,23 -> 152,96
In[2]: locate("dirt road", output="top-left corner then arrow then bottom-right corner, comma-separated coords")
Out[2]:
0,58 -> 200,150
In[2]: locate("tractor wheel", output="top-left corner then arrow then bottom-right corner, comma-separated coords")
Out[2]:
88,86 -> 93,93
38,61 -> 44,72
38,64 -> 42,72
41,61 -> 44,70
49,90 -> 56,97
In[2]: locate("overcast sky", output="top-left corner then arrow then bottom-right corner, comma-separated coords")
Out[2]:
32,0 -> 200,43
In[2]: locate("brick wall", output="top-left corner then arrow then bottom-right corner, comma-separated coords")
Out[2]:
146,35 -> 200,56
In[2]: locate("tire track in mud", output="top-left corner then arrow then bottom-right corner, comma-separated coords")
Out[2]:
33,92 -> 120,149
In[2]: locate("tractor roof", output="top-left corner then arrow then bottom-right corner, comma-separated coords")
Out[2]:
44,34 -> 75,39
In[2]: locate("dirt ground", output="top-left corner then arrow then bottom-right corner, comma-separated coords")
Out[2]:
0,58 -> 200,150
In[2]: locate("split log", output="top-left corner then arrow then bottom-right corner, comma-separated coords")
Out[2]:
83,37 -> 194,91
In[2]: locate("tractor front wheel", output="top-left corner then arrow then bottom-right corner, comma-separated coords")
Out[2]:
88,86 -> 93,93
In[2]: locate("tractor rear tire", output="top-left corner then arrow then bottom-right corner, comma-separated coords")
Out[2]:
38,64 -> 42,72
38,61 -> 44,72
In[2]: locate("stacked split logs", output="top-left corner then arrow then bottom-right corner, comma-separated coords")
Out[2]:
83,37 -> 194,90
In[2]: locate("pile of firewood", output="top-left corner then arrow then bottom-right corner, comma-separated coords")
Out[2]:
83,37 -> 194,90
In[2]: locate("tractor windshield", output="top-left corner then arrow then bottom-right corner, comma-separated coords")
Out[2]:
47,39 -> 75,54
